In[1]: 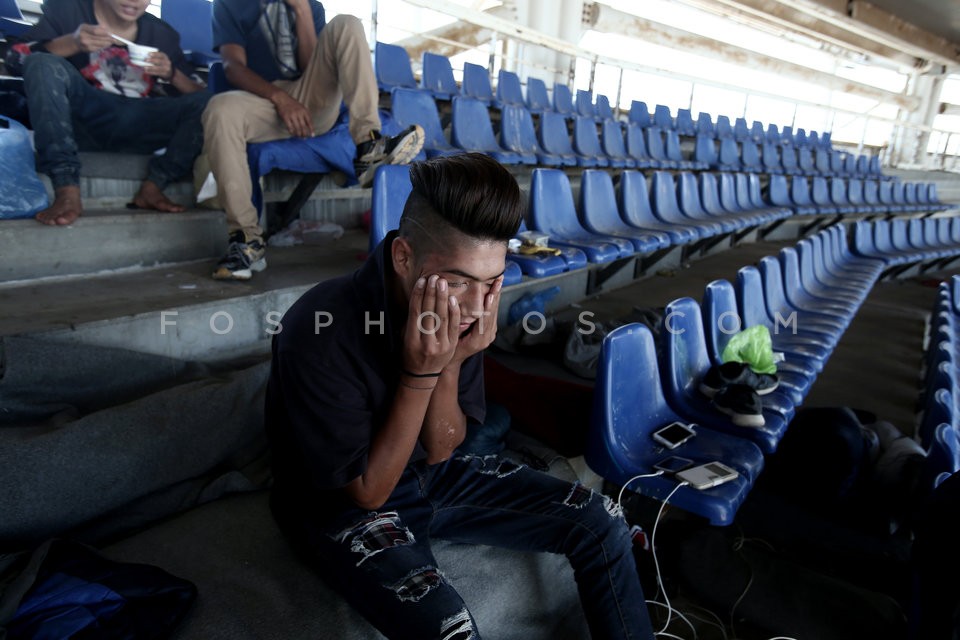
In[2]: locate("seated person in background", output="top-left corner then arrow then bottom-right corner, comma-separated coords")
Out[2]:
203,0 -> 423,281
8,0 -> 210,226
266,153 -> 655,640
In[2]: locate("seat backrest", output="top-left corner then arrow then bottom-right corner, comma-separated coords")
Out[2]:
462,62 -> 494,102
664,130 -> 684,162
702,279 -> 741,362
699,172 -> 726,215
830,151 -> 845,174
808,130 -> 821,147
766,123 -> 780,144
863,180 -> 880,205
905,182 -> 918,204
830,178 -> 849,205
596,94 -> 613,120
747,174 -> 767,209
601,120 -> 628,159
576,90 -> 595,118
676,108 -> 695,136
662,297 -> 715,404
733,117 -> 750,141
390,88 -> 449,150
891,219 -> 911,251
678,172 -> 708,217
734,173 -> 753,211
0,0 -> 25,19
525,77 -> 550,112
718,137 -> 739,167
758,256 -> 792,322
451,96 -> 501,152
750,120 -> 764,144
573,116 -> 604,157
844,154 -> 857,176
869,155 -> 881,175
587,323 -> 683,475
821,131 -> 832,147
653,104 -> 673,130
619,171 -> 659,228
553,83 -> 575,115
768,175 -> 791,207
651,171 -> 687,223
762,142 -> 781,172
369,165 -> 412,252
421,52 -> 457,96
781,146 -> 798,171
580,169 -> 626,233
908,218 -> 925,248
496,69 -> 525,106
794,128 -> 807,147
797,147 -> 814,173
538,111 -> 576,156
878,180 -> 895,204
736,266 -> 772,330
529,169 -> 587,238
856,154 -> 869,176
741,141 -> 761,169
374,42 -> 416,90
815,148 -> 831,174
161,0 -> 214,57
780,125 -> 794,144
500,104 -> 541,155
694,134 -> 718,166
791,175 -> 813,206
625,124 -> 650,160
629,100 -> 652,128
811,176 -> 831,206
718,172 -> 740,212
645,127 -> 668,161
696,112 -> 715,137
715,115 -> 734,139
848,179 -> 865,205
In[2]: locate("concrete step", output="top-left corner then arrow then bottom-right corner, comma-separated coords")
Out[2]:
0,208 -> 227,282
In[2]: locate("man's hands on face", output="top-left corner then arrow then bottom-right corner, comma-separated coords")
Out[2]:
451,276 -> 503,365
402,275 -> 462,377
270,91 -> 315,138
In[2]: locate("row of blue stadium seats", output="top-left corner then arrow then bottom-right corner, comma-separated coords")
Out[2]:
370,166 -> 790,284
770,174 -> 946,216
585,218 -> 960,524
695,134 -> 882,179
585,223 -> 887,524
374,42 -> 835,149
853,218 -> 960,267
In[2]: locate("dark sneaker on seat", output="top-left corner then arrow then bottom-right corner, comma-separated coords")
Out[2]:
354,125 -> 425,187
699,361 -> 778,398
712,384 -> 766,428
212,231 -> 266,280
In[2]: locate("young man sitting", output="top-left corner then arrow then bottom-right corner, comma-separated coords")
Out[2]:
265,153 -> 655,639
9,0 -> 210,226
203,0 -> 423,280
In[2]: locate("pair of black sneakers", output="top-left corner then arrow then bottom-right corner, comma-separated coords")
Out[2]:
699,362 -> 779,428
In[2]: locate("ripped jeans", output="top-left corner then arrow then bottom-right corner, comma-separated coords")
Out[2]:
273,454 -> 655,640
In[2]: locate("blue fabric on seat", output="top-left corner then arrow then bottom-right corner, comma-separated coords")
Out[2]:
579,170 -> 667,252
390,88 -> 458,158
421,52 -> 458,100
462,63 -> 494,104
374,41 -> 416,92
450,97 -> 521,163
661,297 -> 787,454
585,323 -> 764,526
529,169 -> 629,263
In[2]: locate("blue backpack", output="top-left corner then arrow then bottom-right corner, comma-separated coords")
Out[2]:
0,116 -> 48,220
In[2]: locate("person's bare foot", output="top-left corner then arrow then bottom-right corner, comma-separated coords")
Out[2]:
35,186 -> 83,226
132,180 -> 185,213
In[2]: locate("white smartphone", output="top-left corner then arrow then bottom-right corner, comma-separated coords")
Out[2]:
675,461 -> 739,490
651,421 -> 696,449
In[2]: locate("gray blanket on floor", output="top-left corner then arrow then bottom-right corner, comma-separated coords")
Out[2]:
0,337 -> 588,639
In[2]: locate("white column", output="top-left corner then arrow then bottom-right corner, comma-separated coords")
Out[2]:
893,68 -> 946,167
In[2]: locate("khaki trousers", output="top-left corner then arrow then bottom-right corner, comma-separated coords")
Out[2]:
200,14 -> 379,241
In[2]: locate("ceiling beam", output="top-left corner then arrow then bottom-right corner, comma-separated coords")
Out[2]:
584,2 -> 919,110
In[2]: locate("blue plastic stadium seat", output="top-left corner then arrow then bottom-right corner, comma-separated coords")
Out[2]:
661,297 -> 787,454
525,77 -> 551,114
553,83 -> 575,117
421,52 -> 458,100
645,127 -> 678,169
651,171 -> 722,237
600,120 -> 637,169
390,88 -> 459,159
696,112 -> 715,138
653,104 -> 673,130
500,104 -> 559,166
779,146 -> 799,175
629,100 -> 652,128
450,97 -> 521,164
676,109 -> 696,137
750,121 -> 765,144
0,0 -> 32,38
618,171 -> 699,244
843,154 -> 857,177
766,124 -> 780,145
846,179 -> 872,213
495,69 -> 525,108
375,42 -> 417,92
537,111 -> 580,167
814,148 -> 832,175
715,115 -> 734,139
762,142 -> 783,174
680,173 -> 742,232
596,94 -> 613,121
797,147 -> 815,175
371,165 -> 522,285
579,170 -> 668,253
829,178 -> 855,214
529,169 -> 631,263
462,63 -> 494,104
733,117 -> 750,141
740,141 -> 762,173
794,128 -> 807,147
694,134 -> 719,169
626,124 -> 657,168
572,116 -> 612,167
585,322 -> 764,526
808,131 -> 821,148
809,176 -> 838,214
829,151 -> 845,176
576,90 -> 596,119
788,176 -> 819,215
161,0 -> 218,65
716,137 -> 741,171
666,130 -> 705,170
781,126 -> 794,145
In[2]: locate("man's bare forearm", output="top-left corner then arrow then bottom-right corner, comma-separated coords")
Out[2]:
420,362 -> 466,464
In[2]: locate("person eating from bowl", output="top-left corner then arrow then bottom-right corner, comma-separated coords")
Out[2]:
7,0 -> 210,225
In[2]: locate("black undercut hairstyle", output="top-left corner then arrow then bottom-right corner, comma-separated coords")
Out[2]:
398,153 -> 524,255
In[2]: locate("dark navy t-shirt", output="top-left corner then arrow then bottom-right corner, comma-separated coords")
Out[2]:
212,0 -> 325,82
265,231 -> 486,521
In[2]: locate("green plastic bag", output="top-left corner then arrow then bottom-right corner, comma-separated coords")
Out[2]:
721,325 -> 777,374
